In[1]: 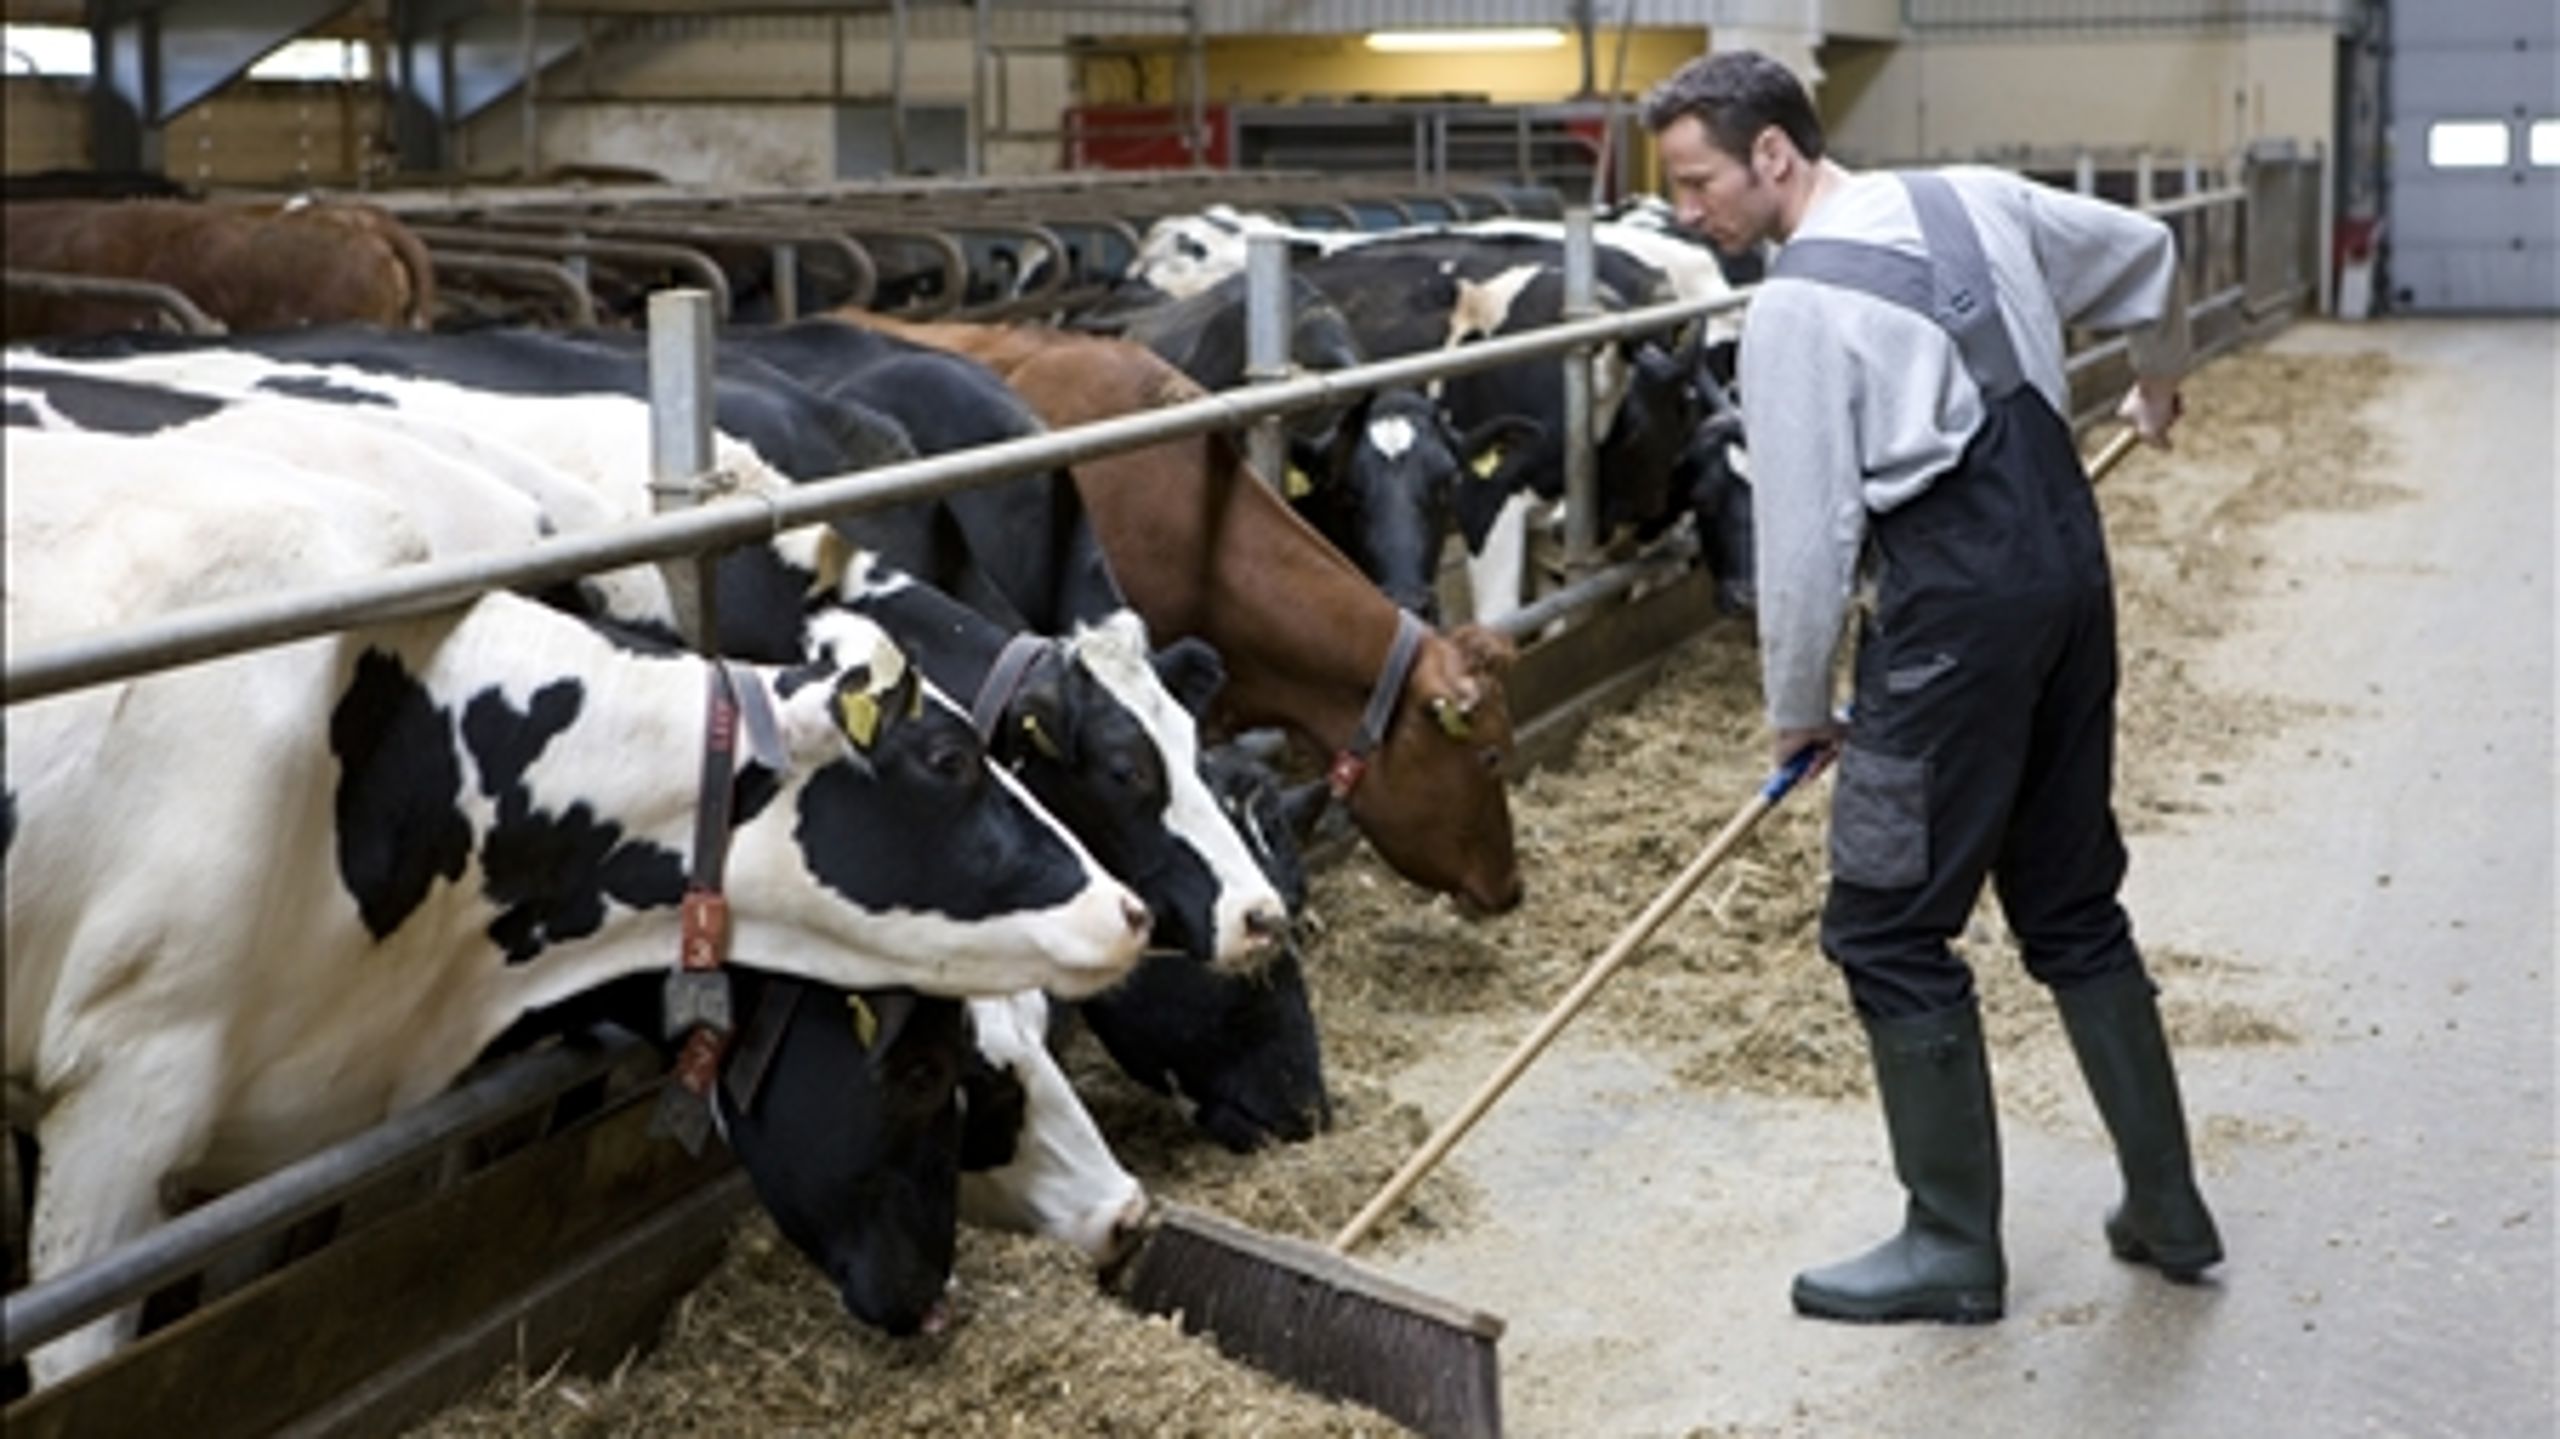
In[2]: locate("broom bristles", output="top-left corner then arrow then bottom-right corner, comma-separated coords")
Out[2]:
1117,1204 -> 1504,1439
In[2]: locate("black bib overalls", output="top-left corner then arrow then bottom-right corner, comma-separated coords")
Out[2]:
1774,173 -> 2144,1020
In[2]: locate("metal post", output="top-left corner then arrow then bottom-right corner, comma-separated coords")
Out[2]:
770,244 -> 798,322
2075,151 -> 2095,195
517,0 -> 539,179
890,0 -> 909,174
647,290 -> 720,651
1184,0 -> 1207,168
2135,150 -> 2156,208
1561,206 -> 1599,572
968,0 -> 990,178
2182,152 -> 2201,199
1244,232 -> 1292,492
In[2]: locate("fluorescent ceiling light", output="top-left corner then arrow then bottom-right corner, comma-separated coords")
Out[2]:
1364,28 -> 1568,53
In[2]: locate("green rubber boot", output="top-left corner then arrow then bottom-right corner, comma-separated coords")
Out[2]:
1792,1002 -> 2006,1324
2057,968 -> 2224,1280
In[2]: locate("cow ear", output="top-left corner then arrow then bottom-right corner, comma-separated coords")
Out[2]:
1009,659 -> 1074,764
807,526 -> 856,601
830,634 -> 917,753
1150,636 -> 1227,717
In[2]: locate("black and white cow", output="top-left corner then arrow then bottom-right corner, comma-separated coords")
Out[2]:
832,547 -> 1330,1150
3,429 -> 1152,1386
1066,270 -> 1529,625
1127,207 -> 1757,618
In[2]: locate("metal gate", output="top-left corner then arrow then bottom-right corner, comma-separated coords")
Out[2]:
2385,0 -> 2560,311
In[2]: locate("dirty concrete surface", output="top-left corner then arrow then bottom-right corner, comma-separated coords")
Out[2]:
1370,318 -> 2557,1439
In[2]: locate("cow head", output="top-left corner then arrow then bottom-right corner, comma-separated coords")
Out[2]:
955,991 -> 1149,1266
717,976 -> 968,1336
730,611 -> 1151,1000
1675,409 -> 1756,615
1347,623 -> 1523,914
1079,741 -> 1331,1151
1288,388 -> 1460,623
998,611 -> 1289,972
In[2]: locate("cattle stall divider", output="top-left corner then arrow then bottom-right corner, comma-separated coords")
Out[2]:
2,156 -> 2317,1436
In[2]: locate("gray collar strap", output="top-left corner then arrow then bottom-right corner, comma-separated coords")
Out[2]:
1328,608 -> 1429,800
970,633 -> 1053,749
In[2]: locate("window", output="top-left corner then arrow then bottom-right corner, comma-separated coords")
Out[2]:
1,25 -> 366,82
4,24 -> 92,78
2427,120 -> 2511,169
246,39 -> 370,83
2532,119 -> 2560,168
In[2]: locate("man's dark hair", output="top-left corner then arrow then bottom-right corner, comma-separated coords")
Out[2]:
1640,50 -> 1826,163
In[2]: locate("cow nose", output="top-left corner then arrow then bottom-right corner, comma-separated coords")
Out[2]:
1121,894 -> 1153,936
1244,902 -> 1290,941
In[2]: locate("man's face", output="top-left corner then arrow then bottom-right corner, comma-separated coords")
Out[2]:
1658,114 -> 1775,254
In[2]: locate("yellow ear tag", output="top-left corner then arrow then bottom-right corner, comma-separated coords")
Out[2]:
846,993 -> 879,1050
837,689 -> 881,749
1284,464 -> 1313,500
1470,445 -> 1505,481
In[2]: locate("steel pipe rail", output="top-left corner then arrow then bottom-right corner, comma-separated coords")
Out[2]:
2,269 -> 224,335
1,1024 -> 654,1365
407,225 -> 735,318
424,252 -> 600,327
4,285 -> 1753,709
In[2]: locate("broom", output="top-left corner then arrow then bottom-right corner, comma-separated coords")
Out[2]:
1117,743 -> 1828,1439
1118,426 -> 2147,1437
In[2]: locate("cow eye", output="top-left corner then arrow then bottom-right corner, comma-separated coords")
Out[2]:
924,739 -> 976,782
1478,746 -> 1504,773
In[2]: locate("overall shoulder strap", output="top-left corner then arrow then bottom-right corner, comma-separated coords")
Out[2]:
1764,172 -> 2028,400
1897,171 -> 2027,399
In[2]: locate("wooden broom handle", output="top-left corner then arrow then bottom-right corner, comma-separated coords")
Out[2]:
1331,755 -> 1814,1254
2086,425 -> 2141,484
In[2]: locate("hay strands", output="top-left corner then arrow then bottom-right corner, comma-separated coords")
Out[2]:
1114,744 -> 1831,1439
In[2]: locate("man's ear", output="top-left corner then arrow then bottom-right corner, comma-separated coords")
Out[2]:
1753,123 -> 1791,182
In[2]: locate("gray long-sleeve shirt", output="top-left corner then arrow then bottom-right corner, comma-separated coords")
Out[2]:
1737,165 -> 2189,731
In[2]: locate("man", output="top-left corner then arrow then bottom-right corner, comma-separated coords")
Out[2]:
1642,50 -> 2222,1324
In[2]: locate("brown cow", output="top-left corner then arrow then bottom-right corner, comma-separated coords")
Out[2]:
3,198 -> 435,341
837,311 -> 1525,915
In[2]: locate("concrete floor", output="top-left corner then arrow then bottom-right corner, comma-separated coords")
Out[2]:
1369,318 -> 2558,1439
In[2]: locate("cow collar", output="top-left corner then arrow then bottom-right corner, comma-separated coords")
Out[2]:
1328,609 -> 1428,801
969,633 -> 1058,759
656,660 -> 787,1156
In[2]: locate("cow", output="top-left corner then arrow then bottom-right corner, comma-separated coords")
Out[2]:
3,428 -> 1153,1386
1125,207 -> 1757,618
1066,269 -> 1531,625
11,347 -> 1317,1145
832,312 -> 1526,916
2,199 -> 436,341
830,547 -> 1329,1149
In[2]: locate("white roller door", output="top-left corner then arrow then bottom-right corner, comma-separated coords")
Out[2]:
2386,1 -> 2559,312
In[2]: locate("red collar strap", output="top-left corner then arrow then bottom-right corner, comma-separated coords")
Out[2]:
1328,609 -> 1428,801
655,660 -> 784,1155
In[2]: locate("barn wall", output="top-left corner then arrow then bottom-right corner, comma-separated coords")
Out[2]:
452,17 -> 1068,180
5,79 -> 89,172
1822,30 -> 2337,163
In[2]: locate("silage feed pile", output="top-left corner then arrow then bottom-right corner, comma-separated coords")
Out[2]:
408,343 -> 2395,1438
